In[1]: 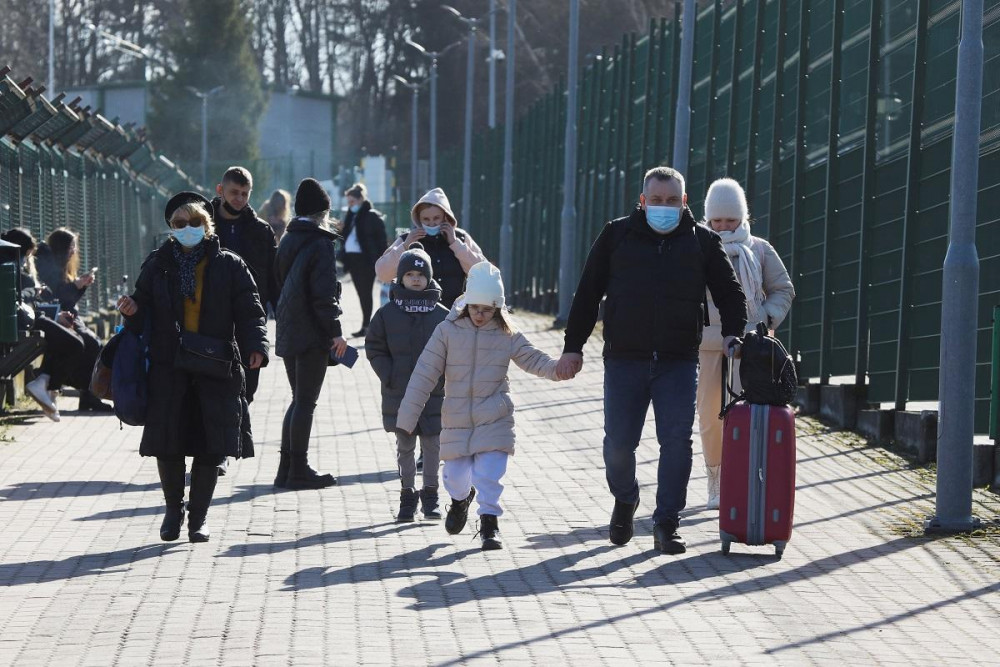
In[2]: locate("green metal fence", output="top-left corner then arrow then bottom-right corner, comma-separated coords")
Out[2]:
441,0 -> 1000,433
0,69 -> 199,315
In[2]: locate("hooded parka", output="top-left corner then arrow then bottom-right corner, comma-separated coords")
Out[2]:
124,236 -> 269,460
274,217 -> 343,357
396,308 -> 559,460
365,280 -> 449,435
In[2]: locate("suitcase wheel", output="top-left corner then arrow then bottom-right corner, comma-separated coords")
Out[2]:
721,538 -> 731,555
774,542 -> 786,559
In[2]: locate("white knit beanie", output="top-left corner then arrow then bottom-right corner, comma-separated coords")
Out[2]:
704,178 -> 749,221
463,261 -> 505,308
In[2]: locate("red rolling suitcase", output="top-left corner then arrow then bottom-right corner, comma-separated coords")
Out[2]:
718,359 -> 796,558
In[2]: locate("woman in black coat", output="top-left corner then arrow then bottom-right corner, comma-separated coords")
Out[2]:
273,178 -> 346,490
117,192 -> 268,543
339,182 -> 388,337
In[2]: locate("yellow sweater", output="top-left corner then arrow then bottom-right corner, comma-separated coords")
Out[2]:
183,259 -> 208,332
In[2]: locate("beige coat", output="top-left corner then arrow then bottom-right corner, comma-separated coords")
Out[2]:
396,309 -> 559,460
701,236 -> 795,351
374,231 -> 485,284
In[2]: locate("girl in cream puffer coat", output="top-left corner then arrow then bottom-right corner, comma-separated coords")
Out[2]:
396,262 -> 562,551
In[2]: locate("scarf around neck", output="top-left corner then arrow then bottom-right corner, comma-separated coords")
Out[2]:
172,240 -> 208,301
716,219 -> 764,327
392,282 -> 441,314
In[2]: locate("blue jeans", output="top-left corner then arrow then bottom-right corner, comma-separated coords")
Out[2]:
603,357 -> 699,525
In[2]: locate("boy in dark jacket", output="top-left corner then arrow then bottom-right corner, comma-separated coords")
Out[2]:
365,243 -> 448,522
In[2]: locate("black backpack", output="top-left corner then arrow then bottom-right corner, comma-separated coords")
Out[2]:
738,322 -> 797,406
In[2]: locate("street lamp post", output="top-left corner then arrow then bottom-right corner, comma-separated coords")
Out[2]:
672,0 -> 696,174
499,0 -> 516,282
48,0 -> 55,93
185,86 -> 225,187
925,0 -> 984,535
489,0 -> 497,128
443,4 -> 495,232
406,38 -> 462,189
392,75 -> 426,205
556,0 -> 580,326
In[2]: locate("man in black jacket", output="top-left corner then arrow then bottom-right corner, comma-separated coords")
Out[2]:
557,167 -> 747,555
340,182 -> 388,337
212,166 -> 278,404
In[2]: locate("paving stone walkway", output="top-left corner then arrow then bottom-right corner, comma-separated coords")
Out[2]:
1,291 -> 998,666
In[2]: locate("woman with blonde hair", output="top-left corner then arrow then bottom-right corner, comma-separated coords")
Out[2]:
261,188 -> 292,243
117,192 -> 268,542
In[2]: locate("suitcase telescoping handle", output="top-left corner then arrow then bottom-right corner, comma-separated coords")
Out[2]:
719,352 -> 743,420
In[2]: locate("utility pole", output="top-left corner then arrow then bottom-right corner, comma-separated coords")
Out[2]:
489,0 -> 498,128
392,75 -> 426,205
185,86 -> 225,187
406,38 -> 462,188
556,0 -> 580,326
672,0 -> 697,174
48,0 -> 55,94
925,0 -> 984,535
499,0 -> 516,281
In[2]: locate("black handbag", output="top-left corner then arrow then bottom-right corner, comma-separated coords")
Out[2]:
174,330 -> 235,380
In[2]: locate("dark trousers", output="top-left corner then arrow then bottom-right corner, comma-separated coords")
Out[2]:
343,253 -> 375,328
37,316 -> 100,391
282,348 -> 329,454
603,357 -> 699,525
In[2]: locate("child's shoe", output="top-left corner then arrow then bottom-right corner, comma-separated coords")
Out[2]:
396,488 -> 419,523
420,486 -> 441,520
477,514 -> 503,551
444,488 -> 476,535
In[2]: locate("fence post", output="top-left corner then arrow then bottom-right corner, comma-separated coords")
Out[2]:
893,0 -> 930,411
725,0 -> 744,176
853,0 -> 882,388
818,0 -> 844,383
672,0 -> 697,174
743,0 -> 766,200
556,0 -> 579,325
702,0 -> 722,192
786,0 -> 811,357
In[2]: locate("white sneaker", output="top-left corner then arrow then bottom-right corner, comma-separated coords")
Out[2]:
706,465 -> 721,510
42,408 -> 61,423
26,374 -> 57,413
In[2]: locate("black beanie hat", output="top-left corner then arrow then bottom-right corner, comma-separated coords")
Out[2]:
397,242 -> 433,283
294,178 -> 331,216
164,191 -> 212,226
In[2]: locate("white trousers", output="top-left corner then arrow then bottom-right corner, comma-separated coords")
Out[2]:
442,451 -> 509,517
696,350 -> 743,468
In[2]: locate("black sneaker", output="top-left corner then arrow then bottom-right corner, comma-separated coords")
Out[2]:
609,495 -> 639,546
351,328 -> 367,338
396,488 -> 419,523
444,488 -> 476,535
477,514 -> 503,550
652,520 -> 686,555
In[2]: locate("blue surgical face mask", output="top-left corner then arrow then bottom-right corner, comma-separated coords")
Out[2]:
422,225 -> 441,236
172,225 -> 206,248
349,204 -> 361,213
645,205 -> 682,234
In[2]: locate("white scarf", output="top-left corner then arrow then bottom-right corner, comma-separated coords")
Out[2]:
717,220 -> 764,328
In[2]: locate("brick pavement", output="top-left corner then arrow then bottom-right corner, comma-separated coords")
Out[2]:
1,290 -> 998,666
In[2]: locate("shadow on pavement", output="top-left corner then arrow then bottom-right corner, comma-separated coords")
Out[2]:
0,543 -> 181,586
1,480 -> 160,501
219,521 -> 423,558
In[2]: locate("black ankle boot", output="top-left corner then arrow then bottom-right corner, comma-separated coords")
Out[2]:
397,488 -> 419,523
187,464 -> 219,543
652,519 -> 686,555
286,453 -> 337,490
609,495 -> 640,546
477,514 -> 503,550
273,450 -> 291,489
444,488 -> 476,535
420,486 -> 441,520
156,459 -> 186,542
79,390 -> 114,413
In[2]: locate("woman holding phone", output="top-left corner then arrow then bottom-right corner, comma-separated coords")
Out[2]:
33,227 -> 112,413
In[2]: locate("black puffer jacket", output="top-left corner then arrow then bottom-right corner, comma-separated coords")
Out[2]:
212,198 -> 279,310
275,217 -> 343,357
340,200 -> 388,265
365,281 -> 448,435
564,206 -> 747,361
124,236 -> 269,459
34,243 -> 86,313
